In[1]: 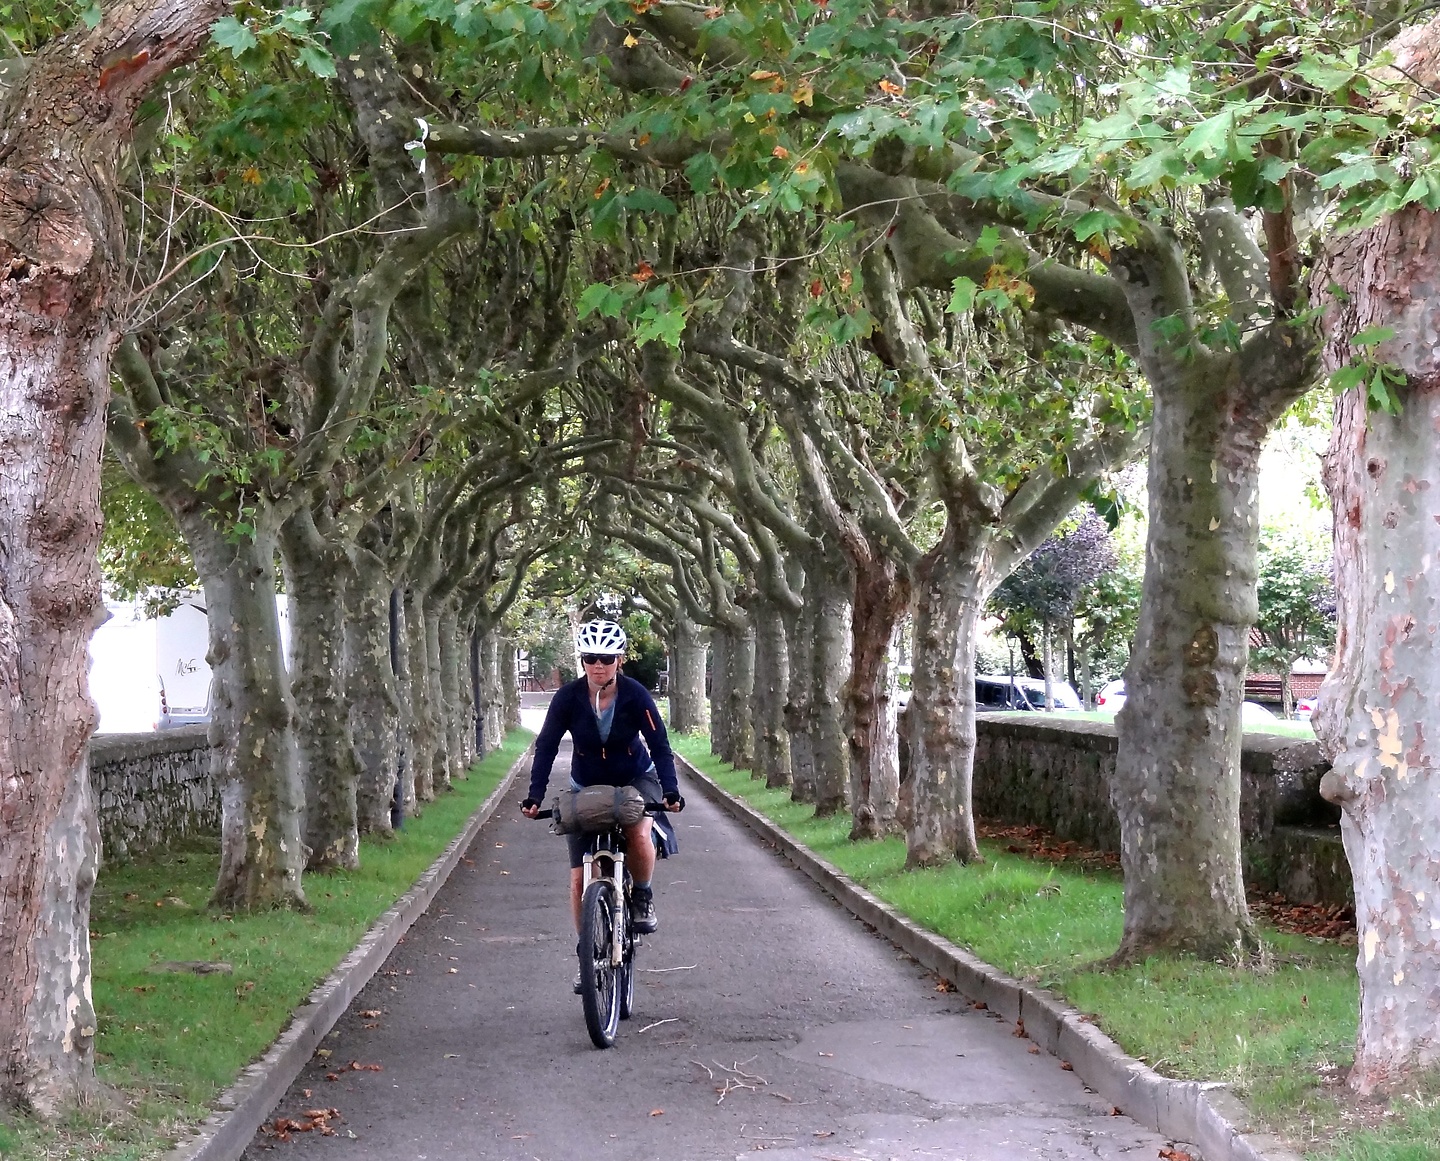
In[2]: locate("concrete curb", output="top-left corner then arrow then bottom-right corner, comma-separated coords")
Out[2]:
165,740 -> 535,1161
676,754 -> 1304,1161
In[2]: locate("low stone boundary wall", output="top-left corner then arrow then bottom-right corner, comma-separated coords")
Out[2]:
89,727 -> 214,860
970,714 -> 1351,906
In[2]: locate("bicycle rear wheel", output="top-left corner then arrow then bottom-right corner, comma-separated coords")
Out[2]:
618,929 -> 636,1020
578,881 -> 620,1048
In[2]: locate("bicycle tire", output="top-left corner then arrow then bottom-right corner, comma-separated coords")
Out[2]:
579,880 -> 620,1048
618,927 -> 637,1020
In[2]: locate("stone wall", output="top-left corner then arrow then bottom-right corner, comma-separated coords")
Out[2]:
89,727 -> 215,860
969,714 -> 1350,906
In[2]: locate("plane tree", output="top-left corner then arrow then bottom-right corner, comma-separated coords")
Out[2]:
1310,10 -> 1440,1096
0,0 -> 227,1115
108,33 -> 472,907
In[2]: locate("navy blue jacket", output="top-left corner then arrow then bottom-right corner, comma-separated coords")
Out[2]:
526,675 -> 678,803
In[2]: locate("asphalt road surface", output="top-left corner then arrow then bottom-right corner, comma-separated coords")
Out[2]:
244,718 -> 1191,1161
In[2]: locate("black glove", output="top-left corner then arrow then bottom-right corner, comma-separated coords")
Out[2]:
521,797 -> 540,812
664,791 -> 685,812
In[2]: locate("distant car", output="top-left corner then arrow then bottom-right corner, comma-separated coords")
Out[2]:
975,675 -> 1082,712
1095,679 -> 1127,711
1241,700 -> 1277,724
157,676 -> 211,730
1090,680 -> 1277,725
1295,697 -> 1318,722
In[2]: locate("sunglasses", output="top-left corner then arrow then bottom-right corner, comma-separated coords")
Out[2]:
581,653 -> 618,666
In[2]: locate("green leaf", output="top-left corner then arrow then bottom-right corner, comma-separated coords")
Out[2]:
633,306 -> 687,348
623,188 -> 679,216
576,282 -> 624,320
1181,109 -> 1234,161
1071,210 -> 1122,243
973,225 -> 1001,258
1351,325 -> 1395,350
297,44 -> 337,79
211,16 -> 258,57
946,276 -> 978,315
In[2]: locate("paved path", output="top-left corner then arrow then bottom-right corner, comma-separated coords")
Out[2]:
244,708 -> 1188,1161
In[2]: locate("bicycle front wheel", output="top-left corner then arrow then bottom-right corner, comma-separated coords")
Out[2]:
578,881 -> 621,1048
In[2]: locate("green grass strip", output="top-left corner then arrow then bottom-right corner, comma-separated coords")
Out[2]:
672,736 -> 1440,1161
0,730 -> 532,1161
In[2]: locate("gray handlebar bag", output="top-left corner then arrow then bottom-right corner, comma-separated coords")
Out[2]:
549,784 -> 646,835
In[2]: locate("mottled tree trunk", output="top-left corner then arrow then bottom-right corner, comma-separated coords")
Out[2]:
438,604 -> 467,774
752,596 -> 791,789
783,592 -> 817,804
0,0 -> 224,1115
346,545 -> 399,837
811,563 -> 853,816
710,627 -> 732,761
845,556 -> 909,834
727,620 -> 756,771
425,600 -> 452,792
479,630 -> 505,758
1110,362 -> 1265,961
403,587 -> 435,803
390,588 -> 416,821
669,611 -> 707,733
499,633 -> 521,731
280,511 -> 361,871
1314,203 -> 1440,1094
185,514 -> 307,911
904,526 -> 986,866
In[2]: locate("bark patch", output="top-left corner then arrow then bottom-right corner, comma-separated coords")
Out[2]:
0,172 -> 93,275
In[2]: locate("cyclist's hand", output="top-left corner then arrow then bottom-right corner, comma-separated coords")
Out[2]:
664,791 -> 685,813
521,797 -> 541,819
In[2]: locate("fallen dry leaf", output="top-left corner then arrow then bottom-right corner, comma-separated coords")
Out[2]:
358,1010 -> 382,1018
261,1107 -> 342,1141
1028,1045 -> 1041,1054
1060,1061 -> 1074,1071
649,1108 -> 664,1117
1159,1150 -> 1193,1161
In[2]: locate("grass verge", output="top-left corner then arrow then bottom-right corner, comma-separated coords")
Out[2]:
2,730 -> 532,1161
672,736 -> 1440,1161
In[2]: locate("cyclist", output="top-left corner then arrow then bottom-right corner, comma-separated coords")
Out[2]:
521,619 -> 684,957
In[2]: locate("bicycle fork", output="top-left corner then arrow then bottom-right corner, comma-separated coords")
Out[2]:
581,849 -> 628,967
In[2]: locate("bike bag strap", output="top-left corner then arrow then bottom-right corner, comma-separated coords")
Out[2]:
549,784 -> 646,834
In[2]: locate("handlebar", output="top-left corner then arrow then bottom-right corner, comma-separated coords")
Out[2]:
523,802 -> 672,819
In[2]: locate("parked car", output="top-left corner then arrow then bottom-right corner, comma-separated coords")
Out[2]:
1090,679 -> 1277,725
1295,697 -> 1318,722
157,675 -> 211,730
1095,678 -> 1127,711
1241,700 -> 1277,724
975,675 -> 1082,712
896,675 -> 1081,712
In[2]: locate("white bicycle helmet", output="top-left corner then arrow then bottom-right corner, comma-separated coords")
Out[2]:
576,619 -> 627,654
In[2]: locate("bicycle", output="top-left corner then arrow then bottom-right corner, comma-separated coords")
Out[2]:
530,800 -> 670,1048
